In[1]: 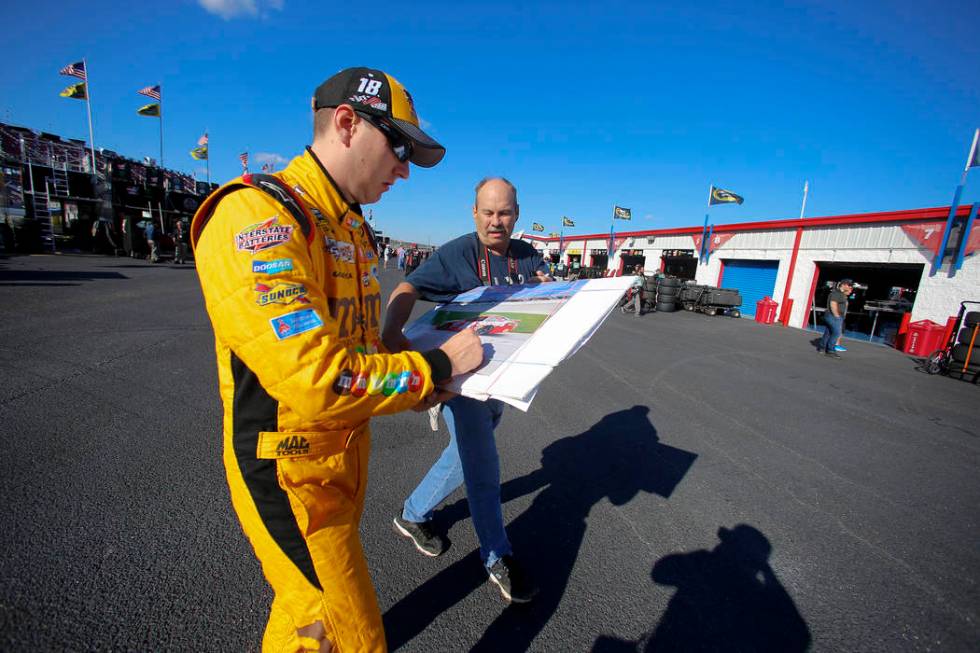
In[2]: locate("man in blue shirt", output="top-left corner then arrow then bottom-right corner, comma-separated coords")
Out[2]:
382,177 -> 550,603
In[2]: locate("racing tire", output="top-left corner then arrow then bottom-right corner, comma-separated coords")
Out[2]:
964,311 -> 980,328
660,277 -> 682,288
957,326 -> 980,344
655,301 -> 677,312
951,344 -> 980,365
657,287 -> 679,299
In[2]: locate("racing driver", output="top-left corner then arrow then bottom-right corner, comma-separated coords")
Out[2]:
191,67 -> 482,652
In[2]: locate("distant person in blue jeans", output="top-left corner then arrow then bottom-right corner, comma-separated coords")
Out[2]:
382,177 -> 551,603
818,279 -> 853,359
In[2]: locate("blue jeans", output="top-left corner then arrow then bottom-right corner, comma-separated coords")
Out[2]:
819,314 -> 843,352
402,395 -> 511,569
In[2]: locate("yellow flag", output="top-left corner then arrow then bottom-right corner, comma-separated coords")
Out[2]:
137,103 -> 160,117
59,82 -> 87,100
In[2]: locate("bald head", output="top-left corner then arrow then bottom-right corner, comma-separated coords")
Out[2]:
474,176 -> 517,207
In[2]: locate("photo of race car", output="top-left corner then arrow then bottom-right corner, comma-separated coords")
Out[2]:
435,314 -> 519,336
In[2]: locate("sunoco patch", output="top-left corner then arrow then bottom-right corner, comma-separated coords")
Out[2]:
255,281 -> 309,306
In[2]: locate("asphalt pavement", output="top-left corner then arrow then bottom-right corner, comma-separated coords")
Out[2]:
1,253 -> 977,652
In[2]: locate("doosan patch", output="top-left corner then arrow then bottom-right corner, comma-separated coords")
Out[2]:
270,308 -> 323,340
252,258 -> 293,274
237,216 -> 294,254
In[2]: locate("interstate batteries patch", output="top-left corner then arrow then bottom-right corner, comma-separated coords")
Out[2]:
237,215 -> 294,254
270,308 -> 323,340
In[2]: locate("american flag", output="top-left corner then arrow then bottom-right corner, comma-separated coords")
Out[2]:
59,61 -> 87,80
198,133 -> 208,146
137,85 -> 161,100
240,152 -> 249,169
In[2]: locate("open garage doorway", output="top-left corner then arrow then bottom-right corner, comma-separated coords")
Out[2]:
807,262 -> 924,346
661,249 -> 697,279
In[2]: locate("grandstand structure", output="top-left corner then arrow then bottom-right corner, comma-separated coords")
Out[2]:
0,122 -> 215,254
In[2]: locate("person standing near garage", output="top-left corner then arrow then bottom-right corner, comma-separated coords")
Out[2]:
818,279 -> 853,359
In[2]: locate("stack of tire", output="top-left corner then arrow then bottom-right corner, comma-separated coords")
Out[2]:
950,312 -> 980,379
648,276 -> 681,313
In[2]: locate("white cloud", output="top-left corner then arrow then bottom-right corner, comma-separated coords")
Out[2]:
254,152 -> 289,167
198,0 -> 283,20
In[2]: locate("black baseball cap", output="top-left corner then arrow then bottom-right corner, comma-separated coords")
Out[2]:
313,67 -> 445,168
839,278 -> 854,286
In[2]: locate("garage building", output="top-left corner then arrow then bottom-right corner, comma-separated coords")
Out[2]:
526,204 -> 979,346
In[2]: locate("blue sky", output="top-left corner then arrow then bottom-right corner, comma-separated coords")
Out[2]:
3,1 -> 979,243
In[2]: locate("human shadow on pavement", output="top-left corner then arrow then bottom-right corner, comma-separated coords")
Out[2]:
383,405 -> 697,652
592,524 -> 811,652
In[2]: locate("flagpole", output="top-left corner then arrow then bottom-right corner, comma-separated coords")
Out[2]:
701,185 -> 713,259
799,180 -> 809,220
158,83 -> 164,168
931,129 -> 978,275
609,207 -> 616,272
206,128 -> 210,185
705,223 -> 714,263
83,58 -> 96,173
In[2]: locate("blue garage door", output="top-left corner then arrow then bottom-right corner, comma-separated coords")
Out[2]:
720,260 -> 779,318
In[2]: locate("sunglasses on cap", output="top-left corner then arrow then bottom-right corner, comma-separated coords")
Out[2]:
356,111 -> 413,163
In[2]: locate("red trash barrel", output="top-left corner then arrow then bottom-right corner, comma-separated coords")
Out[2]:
755,296 -> 779,324
904,319 -> 946,356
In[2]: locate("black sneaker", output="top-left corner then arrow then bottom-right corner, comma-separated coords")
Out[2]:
487,555 -> 538,603
393,515 -> 448,557
824,352 -> 842,359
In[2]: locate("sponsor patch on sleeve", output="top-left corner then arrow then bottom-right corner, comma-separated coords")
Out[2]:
252,258 -> 293,274
237,215 -> 294,254
270,308 -> 323,340
255,281 -> 310,306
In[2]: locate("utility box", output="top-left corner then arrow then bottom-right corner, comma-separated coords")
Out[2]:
904,320 -> 946,356
755,297 -> 779,324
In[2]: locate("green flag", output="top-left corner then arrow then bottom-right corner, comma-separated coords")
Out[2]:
532,222 -> 544,232
709,186 -> 744,205
137,103 -> 160,117
59,82 -> 87,100
562,216 -> 575,227
190,145 -> 208,160
613,206 -> 632,220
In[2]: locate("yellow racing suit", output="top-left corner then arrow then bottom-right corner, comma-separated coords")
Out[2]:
192,148 -> 442,652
